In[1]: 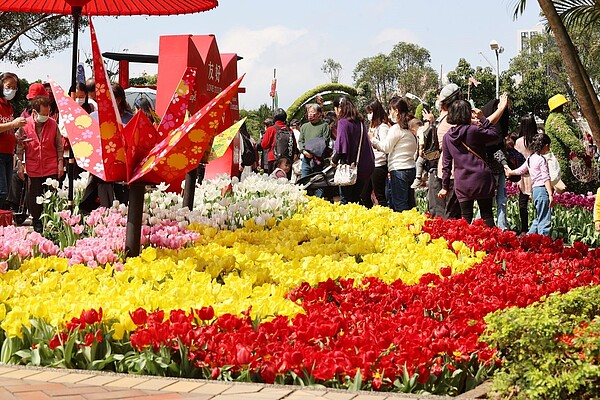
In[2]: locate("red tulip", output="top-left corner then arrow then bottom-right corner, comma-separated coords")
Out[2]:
196,306 -> 215,321
129,308 -> 148,326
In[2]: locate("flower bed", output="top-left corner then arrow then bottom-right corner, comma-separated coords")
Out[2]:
1,174 -> 599,396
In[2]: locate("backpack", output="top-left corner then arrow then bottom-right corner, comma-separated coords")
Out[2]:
422,115 -> 446,161
273,125 -> 295,159
240,134 -> 256,166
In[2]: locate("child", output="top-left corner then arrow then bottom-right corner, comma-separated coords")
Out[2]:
505,133 -> 554,236
594,187 -> 600,232
409,118 -> 427,189
504,132 -> 525,181
270,156 -> 292,179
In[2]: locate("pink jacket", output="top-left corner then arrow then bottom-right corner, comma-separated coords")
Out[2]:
21,117 -> 61,177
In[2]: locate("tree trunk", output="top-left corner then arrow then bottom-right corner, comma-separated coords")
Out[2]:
538,0 -> 600,145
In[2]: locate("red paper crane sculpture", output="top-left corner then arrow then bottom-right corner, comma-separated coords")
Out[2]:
49,19 -> 244,256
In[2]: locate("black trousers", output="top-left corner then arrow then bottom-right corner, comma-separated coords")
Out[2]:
459,198 -> 495,228
518,190 -> 530,233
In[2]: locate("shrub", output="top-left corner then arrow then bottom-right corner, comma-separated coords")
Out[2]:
483,284 -> 600,399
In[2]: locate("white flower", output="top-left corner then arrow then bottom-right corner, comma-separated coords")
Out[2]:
36,196 -> 44,205
43,177 -> 59,189
156,182 -> 170,192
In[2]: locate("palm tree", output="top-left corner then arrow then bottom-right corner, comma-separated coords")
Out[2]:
513,0 -> 600,146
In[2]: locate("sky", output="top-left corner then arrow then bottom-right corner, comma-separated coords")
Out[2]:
2,1 -> 544,110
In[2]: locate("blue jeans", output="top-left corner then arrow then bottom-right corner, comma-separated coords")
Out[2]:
475,173 -> 507,229
529,186 -> 551,236
0,153 -> 13,206
301,157 -> 323,198
389,168 -> 416,212
495,173 -> 507,230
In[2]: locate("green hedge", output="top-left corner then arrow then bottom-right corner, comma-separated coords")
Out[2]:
286,83 -> 358,122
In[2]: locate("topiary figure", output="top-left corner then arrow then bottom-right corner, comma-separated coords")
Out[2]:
287,83 -> 358,123
544,94 -> 597,194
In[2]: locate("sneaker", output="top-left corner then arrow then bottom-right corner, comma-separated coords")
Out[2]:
410,178 -> 421,189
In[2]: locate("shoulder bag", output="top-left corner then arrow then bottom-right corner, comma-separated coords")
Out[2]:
333,123 -> 363,186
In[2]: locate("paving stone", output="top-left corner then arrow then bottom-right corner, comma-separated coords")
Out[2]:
24,371 -> 69,382
220,384 -> 263,394
0,387 -> 18,399
160,380 -> 206,393
75,375 -> 123,386
5,383 -> 65,393
43,386 -> 108,396
105,377 -> 150,388
131,378 -> 178,391
132,394 -> 190,400
1,369 -> 44,379
189,383 -> 232,395
16,391 -> 52,400
324,392 -> 358,400
50,373 -> 98,383
83,389 -> 154,399
0,367 -> 17,375
257,387 -> 295,398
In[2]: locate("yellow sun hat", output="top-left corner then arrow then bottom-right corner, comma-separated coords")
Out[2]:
548,94 -> 568,112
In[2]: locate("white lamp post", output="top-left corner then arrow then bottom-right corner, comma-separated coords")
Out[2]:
405,92 -> 425,104
489,40 -> 504,99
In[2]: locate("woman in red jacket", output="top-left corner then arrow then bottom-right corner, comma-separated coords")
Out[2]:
0,72 -> 26,209
16,95 -> 64,233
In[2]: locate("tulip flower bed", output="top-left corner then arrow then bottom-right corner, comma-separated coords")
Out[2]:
1,175 -> 600,396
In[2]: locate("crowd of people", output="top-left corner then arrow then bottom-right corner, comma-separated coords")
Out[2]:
250,84 -> 600,236
1,69 -> 598,236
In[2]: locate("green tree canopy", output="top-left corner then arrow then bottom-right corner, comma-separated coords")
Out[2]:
0,12 -> 86,65
446,58 -> 496,109
352,53 -> 398,106
240,104 -> 272,140
353,42 -> 439,107
390,42 -> 439,100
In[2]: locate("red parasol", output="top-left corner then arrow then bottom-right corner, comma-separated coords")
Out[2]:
2,0 -> 219,16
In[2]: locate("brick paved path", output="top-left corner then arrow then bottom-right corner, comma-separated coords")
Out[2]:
0,365 -> 490,399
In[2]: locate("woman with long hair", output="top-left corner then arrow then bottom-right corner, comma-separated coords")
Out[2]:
331,96 -> 375,204
370,96 -> 417,212
514,114 -> 537,233
438,100 -> 500,227
361,99 -> 390,207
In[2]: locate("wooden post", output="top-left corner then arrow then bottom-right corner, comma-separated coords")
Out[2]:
125,183 -> 145,258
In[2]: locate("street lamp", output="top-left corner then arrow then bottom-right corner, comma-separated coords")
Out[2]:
405,92 -> 425,104
489,40 -> 504,99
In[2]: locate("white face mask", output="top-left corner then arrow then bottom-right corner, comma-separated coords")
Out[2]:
435,99 -> 441,112
3,89 -> 15,101
34,112 -> 49,124
367,113 -> 373,121
389,111 -> 397,124
75,98 -> 85,105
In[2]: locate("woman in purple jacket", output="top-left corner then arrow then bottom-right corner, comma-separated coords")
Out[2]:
332,96 -> 375,204
438,100 -> 499,227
